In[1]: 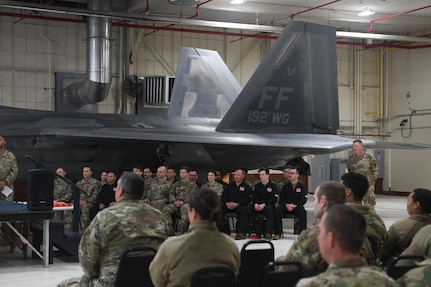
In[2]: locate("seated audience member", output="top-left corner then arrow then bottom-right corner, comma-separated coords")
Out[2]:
276,181 -> 347,276
167,167 -> 177,184
89,171 -> 117,221
149,188 -> 240,287
57,172 -> 167,287
220,168 -> 252,238
401,224 -> 431,258
144,166 -> 171,211
274,167 -> 307,239
242,167 -> 278,240
342,172 -> 388,262
162,166 -> 198,235
296,204 -> 398,287
397,258 -> 431,287
382,188 -> 431,262
189,169 -> 202,188
202,170 -> 224,197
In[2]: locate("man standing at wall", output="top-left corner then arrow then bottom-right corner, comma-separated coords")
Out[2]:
0,135 -> 18,201
347,139 -> 378,207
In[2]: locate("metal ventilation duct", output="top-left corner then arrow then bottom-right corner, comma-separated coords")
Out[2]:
62,0 -> 112,108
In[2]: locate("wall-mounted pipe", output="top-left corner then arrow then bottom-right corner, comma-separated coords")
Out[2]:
1,10 -> 431,49
290,0 -> 341,20
363,5 -> 431,33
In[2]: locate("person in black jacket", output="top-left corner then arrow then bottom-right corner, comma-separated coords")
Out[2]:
220,168 -> 252,239
274,167 -> 308,239
242,167 -> 279,240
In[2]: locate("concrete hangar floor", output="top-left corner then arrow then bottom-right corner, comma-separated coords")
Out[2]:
0,194 -> 407,286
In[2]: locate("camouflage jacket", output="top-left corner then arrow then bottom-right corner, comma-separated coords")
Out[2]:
77,177 -> 101,205
78,200 -> 167,287
202,182 -> 224,197
278,218 -> 376,277
168,180 -> 198,203
54,178 -> 73,202
0,149 -> 18,188
296,258 -> 398,287
147,179 -> 171,203
347,152 -> 378,187
397,259 -> 431,287
347,203 -> 388,260
144,178 -> 156,199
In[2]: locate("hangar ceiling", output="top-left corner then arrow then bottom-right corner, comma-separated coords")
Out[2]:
1,0 -> 431,40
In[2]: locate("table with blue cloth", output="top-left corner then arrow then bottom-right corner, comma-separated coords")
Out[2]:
0,200 -> 54,267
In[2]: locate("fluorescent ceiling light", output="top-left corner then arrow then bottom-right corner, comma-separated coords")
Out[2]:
358,8 -> 375,17
231,0 -> 246,4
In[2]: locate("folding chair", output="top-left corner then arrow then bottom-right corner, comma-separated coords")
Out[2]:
190,266 -> 236,287
386,255 -> 425,280
237,239 -> 274,287
264,261 -> 304,287
114,247 -> 157,287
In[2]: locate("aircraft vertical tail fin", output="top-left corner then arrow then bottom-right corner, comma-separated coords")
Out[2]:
167,47 -> 241,119
216,21 -> 339,134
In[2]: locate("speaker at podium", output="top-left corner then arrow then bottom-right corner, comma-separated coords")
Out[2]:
27,169 -> 54,211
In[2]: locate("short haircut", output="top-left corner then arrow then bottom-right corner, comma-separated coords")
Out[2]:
353,139 -> 363,145
188,188 -> 223,223
236,168 -> 247,175
167,167 -> 176,172
132,164 -> 143,171
412,188 -> 431,214
341,172 -> 369,201
258,167 -> 270,174
179,166 -> 190,173
316,181 -> 346,208
323,204 -> 366,254
118,172 -> 145,199
290,167 -> 300,174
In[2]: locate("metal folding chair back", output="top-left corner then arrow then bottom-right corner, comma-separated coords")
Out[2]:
114,247 -> 157,287
386,255 -> 425,280
237,239 -> 274,287
190,266 -> 236,287
264,261 -> 304,287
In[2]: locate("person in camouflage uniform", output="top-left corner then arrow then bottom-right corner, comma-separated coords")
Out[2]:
296,204 -> 397,287
57,172 -> 167,287
143,167 -> 155,199
0,135 -> 18,201
144,166 -> 171,211
54,167 -> 74,222
54,168 -> 74,202
201,170 -> 224,197
397,258 -> 431,287
276,181 -> 375,276
162,166 -> 198,236
347,139 -> 378,207
342,172 -> 388,263
277,165 -> 293,191
77,166 -> 101,231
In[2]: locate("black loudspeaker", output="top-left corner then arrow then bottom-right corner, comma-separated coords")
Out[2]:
27,169 -> 54,211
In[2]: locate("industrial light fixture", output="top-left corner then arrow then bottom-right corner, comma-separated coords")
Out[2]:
358,7 -> 375,17
231,0 -> 246,4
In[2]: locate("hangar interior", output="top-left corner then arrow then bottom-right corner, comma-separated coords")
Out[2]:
1,1 -> 431,192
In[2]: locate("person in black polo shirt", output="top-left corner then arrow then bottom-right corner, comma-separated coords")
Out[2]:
220,168 -> 252,239
274,167 -> 308,239
242,167 -> 278,240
